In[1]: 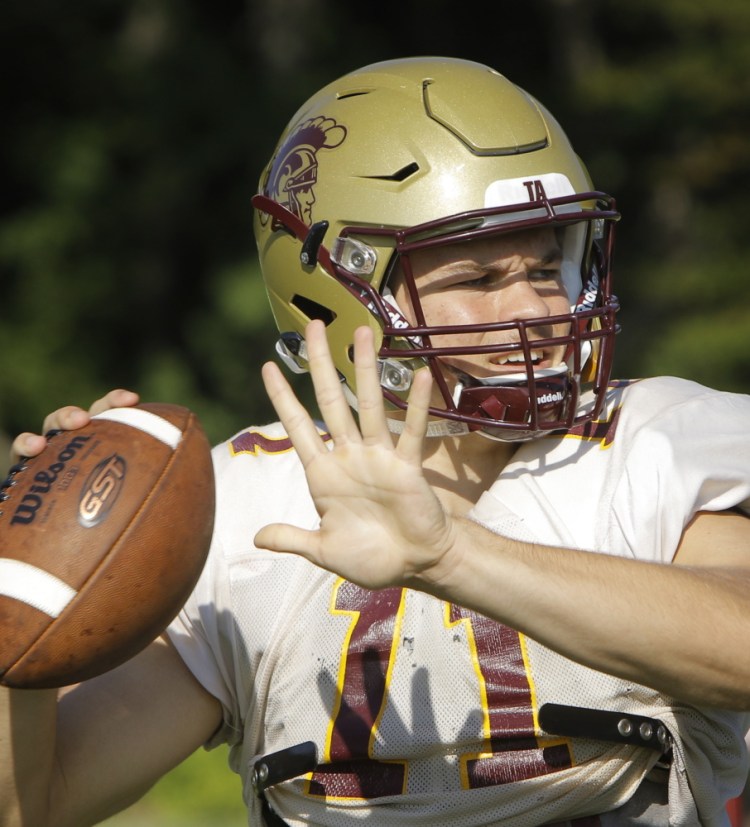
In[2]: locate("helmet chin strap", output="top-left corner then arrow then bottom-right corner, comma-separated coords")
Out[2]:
343,380 -> 541,442
387,415 -> 471,438
341,384 -> 470,438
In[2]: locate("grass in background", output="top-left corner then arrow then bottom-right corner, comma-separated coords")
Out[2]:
102,744 -> 246,826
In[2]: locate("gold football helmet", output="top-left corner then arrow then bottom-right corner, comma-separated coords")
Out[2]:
253,57 -> 620,440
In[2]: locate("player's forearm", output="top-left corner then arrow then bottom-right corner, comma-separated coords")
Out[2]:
0,687 -> 58,827
418,517 -> 750,709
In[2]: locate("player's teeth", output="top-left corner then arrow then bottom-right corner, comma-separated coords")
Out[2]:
497,350 -> 542,365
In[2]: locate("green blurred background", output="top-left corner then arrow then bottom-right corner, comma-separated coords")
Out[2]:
2,0 -> 749,823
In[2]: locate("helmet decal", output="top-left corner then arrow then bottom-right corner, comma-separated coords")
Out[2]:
262,116 -> 347,225
484,173 -> 575,210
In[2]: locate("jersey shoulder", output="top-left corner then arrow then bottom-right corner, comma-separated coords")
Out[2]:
564,375 -> 749,450
476,376 -> 750,557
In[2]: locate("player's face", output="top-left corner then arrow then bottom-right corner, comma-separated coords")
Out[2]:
392,226 -> 571,382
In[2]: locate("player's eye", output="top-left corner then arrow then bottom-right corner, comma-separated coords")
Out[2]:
529,267 -> 562,283
460,273 -> 493,288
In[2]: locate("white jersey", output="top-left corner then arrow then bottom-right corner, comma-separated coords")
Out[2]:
167,377 -> 750,827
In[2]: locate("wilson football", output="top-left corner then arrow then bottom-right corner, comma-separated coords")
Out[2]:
0,403 -> 215,688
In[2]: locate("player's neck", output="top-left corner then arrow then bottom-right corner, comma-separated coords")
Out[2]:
421,431 -> 517,516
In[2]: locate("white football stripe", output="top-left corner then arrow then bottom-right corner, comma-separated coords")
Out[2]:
0,559 -> 77,618
93,408 -> 182,449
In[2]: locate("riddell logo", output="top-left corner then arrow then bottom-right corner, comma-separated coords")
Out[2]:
538,391 -> 564,404
576,272 -> 600,313
386,307 -> 409,330
79,455 -> 126,527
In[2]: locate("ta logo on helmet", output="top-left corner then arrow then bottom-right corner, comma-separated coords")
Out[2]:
262,116 -> 347,225
522,179 -> 549,202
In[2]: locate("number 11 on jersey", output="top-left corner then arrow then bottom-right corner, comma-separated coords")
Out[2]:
307,580 -> 572,800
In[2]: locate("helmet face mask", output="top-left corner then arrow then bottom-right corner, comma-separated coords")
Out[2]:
253,57 -> 621,441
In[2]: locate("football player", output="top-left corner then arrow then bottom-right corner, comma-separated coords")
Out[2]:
3,57 -> 749,827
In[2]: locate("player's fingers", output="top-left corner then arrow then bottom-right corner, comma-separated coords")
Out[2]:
262,361 -> 330,464
353,326 -> 391,445
38,390 -> 139,437
89,389 -> 140,416
9,389 -> 142,468
254,523 -> 321,562
305,320 -> 361,444
395,367 -> 432,464
9,433 -> 47,463
41,405 -> 91,436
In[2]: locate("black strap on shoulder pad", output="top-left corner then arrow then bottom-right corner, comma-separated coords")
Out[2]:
539,703 -> 671,753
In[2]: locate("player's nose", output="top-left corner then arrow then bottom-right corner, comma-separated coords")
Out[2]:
492,276 -> 552,323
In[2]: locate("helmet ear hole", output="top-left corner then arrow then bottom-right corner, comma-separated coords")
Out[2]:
290,295 -> 336,325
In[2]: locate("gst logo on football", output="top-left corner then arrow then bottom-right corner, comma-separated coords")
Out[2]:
10,435 -> 91,526
79,455 -> 127,527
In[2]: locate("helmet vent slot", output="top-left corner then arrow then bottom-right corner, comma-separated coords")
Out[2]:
363,162 -> 419,182
291,294 -> 336,326
337,89 -> 373,101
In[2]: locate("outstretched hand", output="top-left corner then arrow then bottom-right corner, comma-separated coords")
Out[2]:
254,321 -> 459,591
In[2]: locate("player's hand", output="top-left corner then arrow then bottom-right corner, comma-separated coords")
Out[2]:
10,389 -> 140,464
255,320 -> 459,591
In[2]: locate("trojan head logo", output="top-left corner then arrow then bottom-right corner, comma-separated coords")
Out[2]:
263,116 -> 347,225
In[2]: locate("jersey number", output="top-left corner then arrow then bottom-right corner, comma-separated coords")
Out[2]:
307,581 -> 572,800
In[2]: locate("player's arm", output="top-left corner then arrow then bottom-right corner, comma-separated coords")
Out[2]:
257,321 -> 750,710
425,508 -> 750,708
1,391 -> 223,827
1,636 -> 222,827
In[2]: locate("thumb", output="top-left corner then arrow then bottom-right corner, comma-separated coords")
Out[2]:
254,524 -> 320,560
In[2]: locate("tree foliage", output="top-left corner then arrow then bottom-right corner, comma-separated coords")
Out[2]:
2,0 -> 749,452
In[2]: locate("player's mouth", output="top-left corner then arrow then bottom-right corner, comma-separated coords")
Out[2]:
446,354 -> 567,391
493,348 -> 543,368
486,346 -> 565,376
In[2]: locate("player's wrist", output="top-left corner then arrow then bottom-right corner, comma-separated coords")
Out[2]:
408,516 -> 474,598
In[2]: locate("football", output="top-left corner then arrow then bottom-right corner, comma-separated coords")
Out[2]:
0,403 -> 215,689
